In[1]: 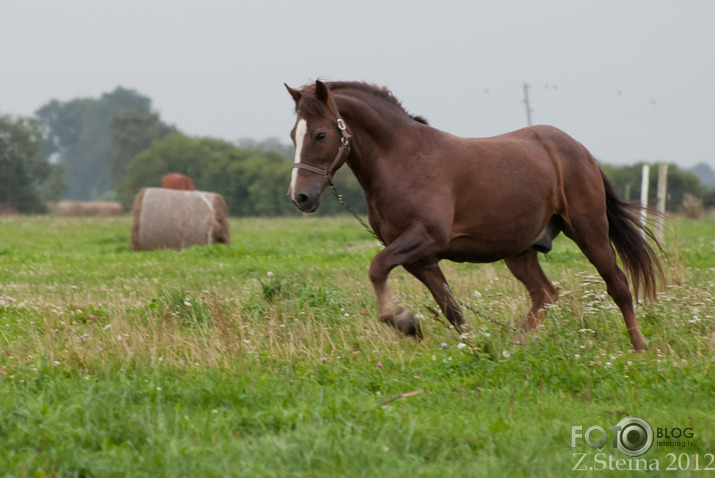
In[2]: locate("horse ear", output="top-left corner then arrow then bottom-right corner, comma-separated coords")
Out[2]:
285,83 -> 302,105
315,80 -> 330,104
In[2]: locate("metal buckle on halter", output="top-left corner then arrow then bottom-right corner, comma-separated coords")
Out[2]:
336,118 -> 347,131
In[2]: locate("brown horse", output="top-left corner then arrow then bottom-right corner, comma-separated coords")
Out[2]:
161,173 -> 196,191
285,80 -> 663,350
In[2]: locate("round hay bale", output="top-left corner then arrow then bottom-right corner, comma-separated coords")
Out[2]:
131,188 -> 230,251
49,200 -> 123,217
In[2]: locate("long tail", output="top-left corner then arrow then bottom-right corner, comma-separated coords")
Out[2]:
601,170 -> 664,303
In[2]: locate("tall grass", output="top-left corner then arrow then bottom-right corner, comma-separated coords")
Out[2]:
0,215 -> 712,477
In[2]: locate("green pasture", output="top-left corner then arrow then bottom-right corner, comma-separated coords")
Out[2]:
0,215 -> 713,477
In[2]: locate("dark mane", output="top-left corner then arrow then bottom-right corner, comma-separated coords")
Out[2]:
297,81 -> 428,125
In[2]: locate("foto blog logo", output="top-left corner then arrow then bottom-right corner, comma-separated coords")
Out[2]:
571,416 -> 654,457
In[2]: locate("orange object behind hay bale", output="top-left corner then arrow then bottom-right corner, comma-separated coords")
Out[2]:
131,188 -> 230,251
161,173 -> 196,190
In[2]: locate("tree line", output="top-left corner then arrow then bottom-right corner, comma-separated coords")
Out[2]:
0,86 -> 713,215
116,132 -> 364,216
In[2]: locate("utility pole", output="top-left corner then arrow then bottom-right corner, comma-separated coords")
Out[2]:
523,83 -> 533,126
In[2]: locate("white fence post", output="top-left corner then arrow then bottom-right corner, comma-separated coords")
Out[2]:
655,163 -> 668,241
640,164 -> 650,235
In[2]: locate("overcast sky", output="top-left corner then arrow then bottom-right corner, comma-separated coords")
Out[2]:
1,0 -> 713,167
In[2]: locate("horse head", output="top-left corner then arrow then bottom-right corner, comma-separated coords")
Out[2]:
285,80 -> 351,213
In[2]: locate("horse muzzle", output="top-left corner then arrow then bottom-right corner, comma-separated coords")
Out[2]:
291,183 -> 323,213
293,193 -> 321,213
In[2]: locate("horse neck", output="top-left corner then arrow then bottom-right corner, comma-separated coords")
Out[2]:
335,94 -> 416,194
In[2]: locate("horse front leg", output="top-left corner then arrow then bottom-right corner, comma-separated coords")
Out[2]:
404,262 -> 469,332
368,224 -> 439,339
371,272 -> 423,337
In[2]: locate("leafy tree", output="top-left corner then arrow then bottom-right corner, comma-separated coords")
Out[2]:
601,162 -> 708,212
108,109 -> 177,189
117,134 -> 260,213
704,186 -> 715,209
0,114 -> 64,213
237,137 -> 295,158
118,133 -> 367,217
690,162 -> 715,188
35,87 -> 152,200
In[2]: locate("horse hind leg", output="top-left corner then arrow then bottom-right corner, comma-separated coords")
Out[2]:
563,217 -> 648,351
504,250 -> 558,331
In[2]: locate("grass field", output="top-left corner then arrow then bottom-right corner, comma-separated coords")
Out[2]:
0,214 -> 713,477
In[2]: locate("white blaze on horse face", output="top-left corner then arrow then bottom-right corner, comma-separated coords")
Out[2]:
290,118 -> 308,200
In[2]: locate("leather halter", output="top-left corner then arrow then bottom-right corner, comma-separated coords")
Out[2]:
293,98 -> 352,185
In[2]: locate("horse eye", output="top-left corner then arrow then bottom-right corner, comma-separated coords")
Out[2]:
315,132 -> 327,141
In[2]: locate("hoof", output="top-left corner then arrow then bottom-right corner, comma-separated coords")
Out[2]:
457,323 -> 474,338
631,338 -> 648,352
394,309 -> 424,340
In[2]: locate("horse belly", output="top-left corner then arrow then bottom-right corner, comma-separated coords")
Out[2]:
440,240 -> 509,263
443,203 -> 555,263
440,235 -> 535,263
